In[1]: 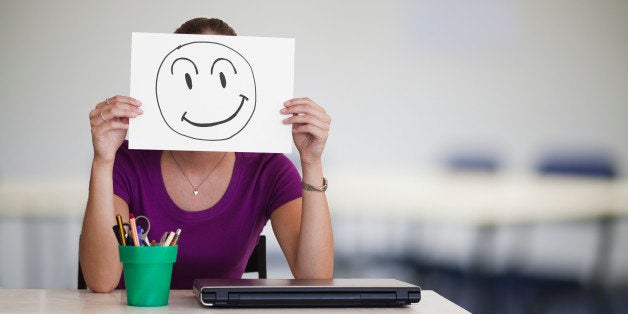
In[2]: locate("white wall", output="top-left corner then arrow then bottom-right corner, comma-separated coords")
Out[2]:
0,0 -> 627,181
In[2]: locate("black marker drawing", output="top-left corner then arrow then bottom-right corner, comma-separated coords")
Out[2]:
155,41 -> 257,141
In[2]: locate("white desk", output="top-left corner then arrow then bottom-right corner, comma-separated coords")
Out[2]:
4,173 -> 628,222
0,289 -> 470,313
328,170 -> 628,224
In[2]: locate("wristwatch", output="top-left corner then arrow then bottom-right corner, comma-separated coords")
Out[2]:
301,177 -> 328,192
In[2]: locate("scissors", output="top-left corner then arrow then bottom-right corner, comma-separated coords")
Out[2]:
123,215 -> 151,246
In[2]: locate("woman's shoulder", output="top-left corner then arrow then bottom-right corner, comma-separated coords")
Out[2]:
235,153 -> 300,180
115,140 -> 162,167
236,152 -> 295,167
117,140 -> 161,156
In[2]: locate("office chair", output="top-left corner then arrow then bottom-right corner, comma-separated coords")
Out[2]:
244,235 -> 267,279
78,235 -> 267,289
536,152 -> 616,286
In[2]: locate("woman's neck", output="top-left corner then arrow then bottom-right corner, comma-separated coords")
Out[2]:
168,150 -> 229,170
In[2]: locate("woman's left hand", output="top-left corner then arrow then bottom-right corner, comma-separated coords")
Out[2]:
281,97 -> 331,166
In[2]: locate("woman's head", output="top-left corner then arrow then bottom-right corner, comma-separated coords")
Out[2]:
175,17 -> 236,36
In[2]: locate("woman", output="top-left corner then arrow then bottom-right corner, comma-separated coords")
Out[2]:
79,17 -> 333,292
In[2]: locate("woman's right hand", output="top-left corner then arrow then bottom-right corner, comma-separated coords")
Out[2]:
89,95 -> 142,164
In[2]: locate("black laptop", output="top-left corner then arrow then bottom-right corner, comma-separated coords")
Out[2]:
192,278 -> 421,307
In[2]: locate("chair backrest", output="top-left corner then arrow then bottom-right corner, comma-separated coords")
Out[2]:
244,235 -> 267,279
78,235 -> 267,289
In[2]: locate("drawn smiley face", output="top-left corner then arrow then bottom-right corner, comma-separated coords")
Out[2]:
156,41 -> 256,141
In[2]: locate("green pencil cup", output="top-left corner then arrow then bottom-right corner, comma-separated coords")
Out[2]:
119,245 -> 178,307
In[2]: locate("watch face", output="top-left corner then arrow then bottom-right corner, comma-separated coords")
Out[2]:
156,41 -> 256,141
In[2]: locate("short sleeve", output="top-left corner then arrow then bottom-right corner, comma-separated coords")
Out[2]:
265,154 -> 303,218
112,141 -> 134,204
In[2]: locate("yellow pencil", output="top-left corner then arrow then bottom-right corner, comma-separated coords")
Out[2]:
116,214 -> 126,246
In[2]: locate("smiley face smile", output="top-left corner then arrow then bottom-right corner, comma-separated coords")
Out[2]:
181,94 -> 249,127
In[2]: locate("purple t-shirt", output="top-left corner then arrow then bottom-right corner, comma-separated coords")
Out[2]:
112,141 -> 302,289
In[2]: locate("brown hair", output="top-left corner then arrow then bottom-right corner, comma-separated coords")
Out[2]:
174,17 -> 237,36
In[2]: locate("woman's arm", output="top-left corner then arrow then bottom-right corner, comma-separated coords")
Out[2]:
271,178 -> 333,278
80,186 -> 129,292
271,97 -> 333,278
79,96 -> 142,292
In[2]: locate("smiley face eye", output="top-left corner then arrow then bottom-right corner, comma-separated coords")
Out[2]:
185,73 -> 193,90
219,72 -> 226,88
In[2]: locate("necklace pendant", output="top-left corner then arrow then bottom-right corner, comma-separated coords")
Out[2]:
193,190 -> 199,196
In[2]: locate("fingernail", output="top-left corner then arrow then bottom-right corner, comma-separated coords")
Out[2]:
282,118 -> 290,123
284,100 -> 290,106
138,108 -> 143,114
280,108 -> 287,114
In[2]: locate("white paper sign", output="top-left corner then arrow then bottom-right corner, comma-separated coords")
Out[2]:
129,32 -> 294,153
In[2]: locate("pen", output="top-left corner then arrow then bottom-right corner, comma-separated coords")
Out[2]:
112,225 -> 123,245
170,228 -> 181,246
159,231 -> 169,246
129,214 -> 140,246
116,214 -> 126,246
163,231 -> 175,246
137,226 -> 144,246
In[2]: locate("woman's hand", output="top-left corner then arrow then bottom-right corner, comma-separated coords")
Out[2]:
89,95 -> 142,164
281,98 -> 331,166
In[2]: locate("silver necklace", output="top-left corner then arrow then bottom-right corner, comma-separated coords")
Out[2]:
169,151 -> 227,196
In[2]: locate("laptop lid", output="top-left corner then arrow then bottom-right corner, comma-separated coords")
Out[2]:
192,278 -> 421,308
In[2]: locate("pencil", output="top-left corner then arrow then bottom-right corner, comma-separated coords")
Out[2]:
129,214 -> 140,246
115,214 -> 126,246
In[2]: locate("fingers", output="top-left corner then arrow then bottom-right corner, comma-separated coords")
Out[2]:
281,97 -> 329,122
90,96 -> 143,127
281,98 -> 330,163
281,97 -> 331,127
282,113 -> 330,131
94,95 -> 142,110
291,122 -> 329,140
90,106 -> 141,126
92,119 -> 130,137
